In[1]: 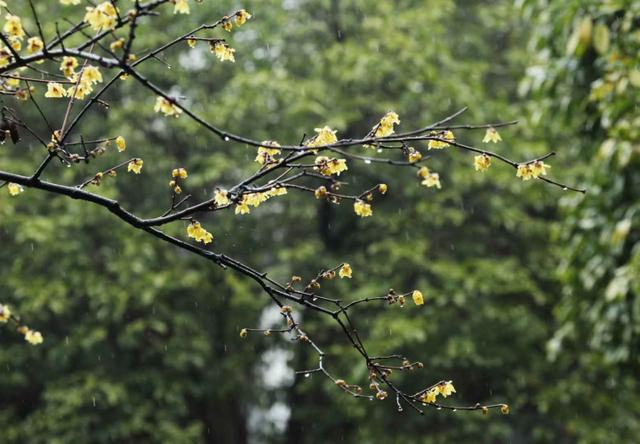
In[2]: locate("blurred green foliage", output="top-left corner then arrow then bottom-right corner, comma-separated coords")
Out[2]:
522,0 -> 640,442
0,0 -> 637,443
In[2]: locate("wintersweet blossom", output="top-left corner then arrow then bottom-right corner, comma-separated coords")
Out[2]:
427,130 -> 455,150
474,154 -> 491,171
127,159 -> 143,174
339,263 -> 352,279
187,221 -> 213,244
353,200 -> 372,217
482,127 -> 502,143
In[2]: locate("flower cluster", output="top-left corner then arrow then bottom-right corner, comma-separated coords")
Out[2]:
210,41 -> 236,62
417,166 -> 441,189
214,189 -> 231,207
354,200 -> 373,217
306,126 -> 338,148
516,160 -> 551,180
3,14 -> 25,52
235,187 -> 288,215
1,304 -> 43,345
374,111 -> 400,138
84,2 -> 118,32
427,130 -> 455,150
419,381 -> 456,404
187,221 -> 213,244
314,156 -> 348,176
255,141 -> 281,166
169,168 -> 188,194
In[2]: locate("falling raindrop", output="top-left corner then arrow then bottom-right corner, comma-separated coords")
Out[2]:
377,148 -> 383,153
452,409 -> 457,412
562,186 -> 568,190
369,396 -> 375,401
364,159 -> 371,164
223,136 -> 230,142
304,373 -> 311,378
92,396 -> 96,407
437,406 -> 442,410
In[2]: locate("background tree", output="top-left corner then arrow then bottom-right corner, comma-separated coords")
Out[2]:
522,0 -> 640,441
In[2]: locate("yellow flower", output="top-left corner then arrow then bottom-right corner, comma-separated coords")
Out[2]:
421,172 -> 441,189
339,263 -> 352,279
373,111 -> 400,138
45,82 -> 66,98
154,96 -> 182,117
82,66 -> 103,85
438,381 -> 456,398
474,154 -> 491,172
255,141 -> 281,165
482,127 -> 502,143
0,304 -> 11,322
172,168 -> 188,179
24,329 -> 43,345
407,147 -> 422,163
501,404 -> 510,415
307,126 -> 338,148
84,2 -> 118,32
235,198 -> 250,215
353,200 -> 372,217
517,160 -> 551,181
421,389 -> 437,404
3,14 -> 25,40
265,186 -> 287,197
314,186 -> 327,199
243,193 -> 264,208
8,37 -> 21,52
27,37 -> 44,54
516,164 -> 532,180
235,9 -> 252,25
211,41 -> 235,62
412,290 -> 424,305
127,159 -> 143,174
0,47 -> 12,68
60,56 -> 78,78
214,189 -> 230,206
67,82 -> 92,100
60,0 -> 81,4
222,21 -> 233,32
530,160 -> 551,178
115,136 -> 126,152
7,182 -> 23,196
186,221 -> 213,244
239,328 -> 248,338
427,130 -> 455,150
110,39 -> 125,51
378,183 -> 388,194
417,166 -> 430,178
174,0 -> 190,14
314,156 -> 348,176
